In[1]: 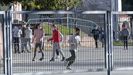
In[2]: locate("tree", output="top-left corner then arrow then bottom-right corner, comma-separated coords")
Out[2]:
0,0 -> 81,10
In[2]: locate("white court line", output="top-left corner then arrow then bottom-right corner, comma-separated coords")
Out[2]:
114,67 -> 133,71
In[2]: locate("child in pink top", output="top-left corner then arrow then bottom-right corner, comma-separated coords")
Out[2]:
32,25 -> 44,61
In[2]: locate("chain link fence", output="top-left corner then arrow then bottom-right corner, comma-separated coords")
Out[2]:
9,11 -> 107,73
112,11 -> 133,69
1,11 -> 133,75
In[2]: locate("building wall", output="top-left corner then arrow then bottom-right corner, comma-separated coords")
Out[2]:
11,2 -> 22,22
0,23 -> 3,60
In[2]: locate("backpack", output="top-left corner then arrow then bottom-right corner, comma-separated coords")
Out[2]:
121,29 -> 129,37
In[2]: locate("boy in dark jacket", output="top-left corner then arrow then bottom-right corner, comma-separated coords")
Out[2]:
91,27 -> 100,48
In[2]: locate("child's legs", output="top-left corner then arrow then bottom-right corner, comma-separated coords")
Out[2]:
66,50 -> 75,61
67,60 -> 75,67
57,43 -> 64,57
26,38 -> 32,51
56,49 -> 59,56
52,43 -> 57,59
125,36 -> 128,48
38,43 -> 44,58
123,36 -> 126,48
33,43 -> 39,59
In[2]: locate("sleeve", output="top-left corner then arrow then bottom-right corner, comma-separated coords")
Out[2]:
40,31 -> 45,42
30,29 -> 32,38
31,29 -> 33,34
75,36 -> 81,44
68,35 -> 73,44
59,31 -> 63,42
33,30 -> 36,37
32,29 -> 36,41
19,29 -> 22,34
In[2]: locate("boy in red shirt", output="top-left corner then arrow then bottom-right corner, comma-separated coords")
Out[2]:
48,24 -> 65,61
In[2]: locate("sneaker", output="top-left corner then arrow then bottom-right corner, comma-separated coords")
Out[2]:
21,50 -> 25,53
55,55 -> 60,59
61,57 -> 65,61
39,57 -> 44,61
66,67 -> 71,70
49,58 -> 54,62
27,50 -> 31,53
32,58 -> 35,61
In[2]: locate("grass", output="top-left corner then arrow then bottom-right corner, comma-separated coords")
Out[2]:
113,40 -> 133,46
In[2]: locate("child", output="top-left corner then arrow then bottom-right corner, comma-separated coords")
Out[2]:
65,27 -> 81,70
48,24 -> 65,61
32,25 -> 44,61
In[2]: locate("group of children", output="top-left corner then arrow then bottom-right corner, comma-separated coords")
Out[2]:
12,25 -> 32,53
13,24 -> 80,70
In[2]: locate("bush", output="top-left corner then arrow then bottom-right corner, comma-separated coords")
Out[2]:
43,24 -> 74,35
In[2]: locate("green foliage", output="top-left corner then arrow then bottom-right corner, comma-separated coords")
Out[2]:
54,0 -> 81,10
0,0 -> 81,10
43,24 -> 73,35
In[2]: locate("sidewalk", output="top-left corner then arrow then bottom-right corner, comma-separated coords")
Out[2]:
54,71 -> 133,75
13,70 -> 133,75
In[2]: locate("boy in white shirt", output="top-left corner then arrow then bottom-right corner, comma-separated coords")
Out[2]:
65,27 -> 81,70
12,26 -> 22,53
25,25 -> 32,52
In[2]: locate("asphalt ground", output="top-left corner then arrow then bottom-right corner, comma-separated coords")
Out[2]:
0,46 -> 133,75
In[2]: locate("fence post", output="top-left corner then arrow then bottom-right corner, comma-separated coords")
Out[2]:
3,11 -> 8,75
106,11 -> 112,75
4,10 -> 13,75
104,11 -> 108,69
110,11 -> 114,71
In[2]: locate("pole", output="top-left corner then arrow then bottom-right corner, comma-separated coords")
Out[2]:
110,9 -> 114,71
104,11 -> 107,69
5,10 -> 13,75
3,11 -> 8,75
107,11 -> 111,75
9,10 -> 13,75
110,0 -> 115,71
6,10 -> 10,75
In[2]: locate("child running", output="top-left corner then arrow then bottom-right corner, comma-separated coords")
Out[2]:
65,27 -> 81,70
47,24 -> 65,61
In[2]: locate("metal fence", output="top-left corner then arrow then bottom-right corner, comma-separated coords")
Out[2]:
1,11 -> 133,75
0,11 -> 5,74
9,11 -> 107,73
111,11 -> 133,69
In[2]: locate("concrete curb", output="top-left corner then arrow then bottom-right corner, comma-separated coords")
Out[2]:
14,68 -> 106,75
